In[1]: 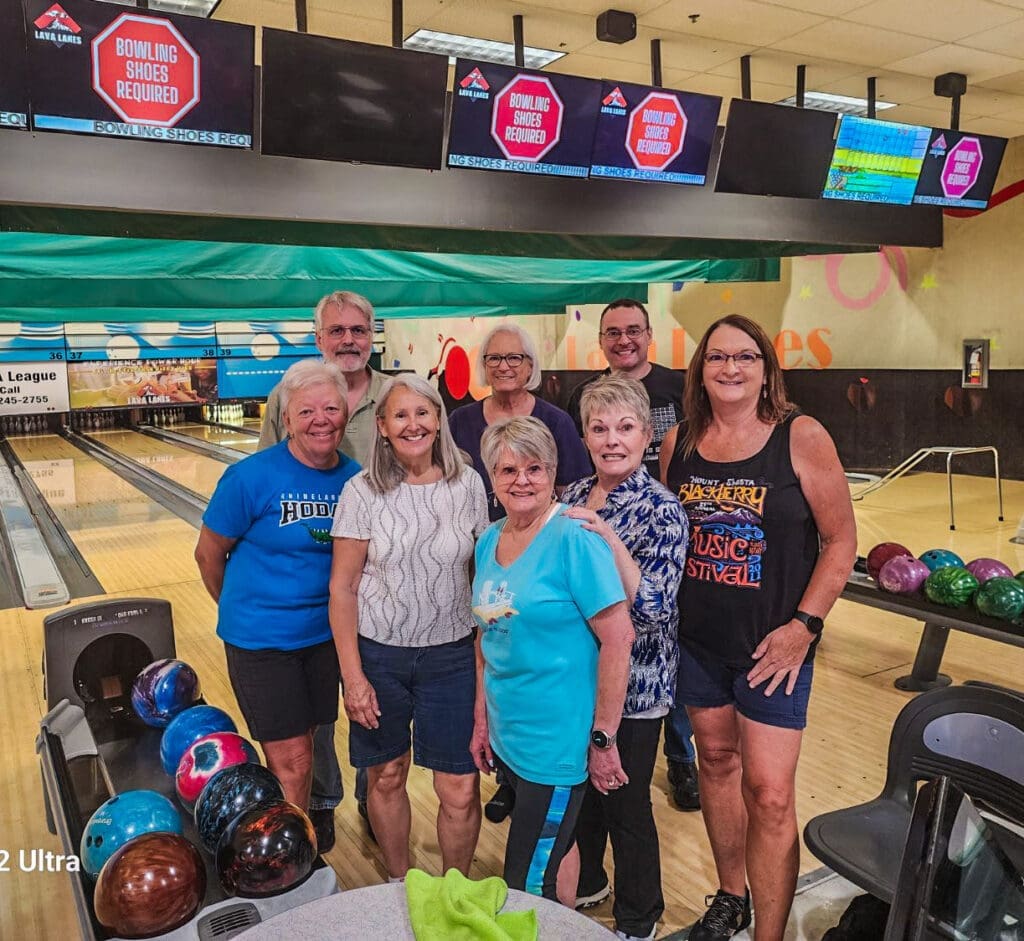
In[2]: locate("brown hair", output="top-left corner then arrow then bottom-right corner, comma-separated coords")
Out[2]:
682,314 -> 795,458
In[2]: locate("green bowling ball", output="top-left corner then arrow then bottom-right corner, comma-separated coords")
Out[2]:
924,566 -> 979,608
974,577 -> 1024,621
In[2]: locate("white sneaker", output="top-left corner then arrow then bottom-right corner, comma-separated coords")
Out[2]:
615,928 -> 656,941
575,883 -> 610,909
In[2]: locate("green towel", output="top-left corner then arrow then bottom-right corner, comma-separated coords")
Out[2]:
405,868 -> 538,941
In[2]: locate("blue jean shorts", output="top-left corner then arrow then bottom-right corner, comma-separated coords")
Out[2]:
348,633 -> 477,775
676,644 -> 814,730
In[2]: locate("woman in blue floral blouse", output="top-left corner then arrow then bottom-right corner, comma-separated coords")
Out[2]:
563,374 -> 688,941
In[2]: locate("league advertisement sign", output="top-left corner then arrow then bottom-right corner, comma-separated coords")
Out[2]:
0,362 -> 70,416
23,0 -> 253,148
1,1 -> 30,130
447,59 -> 602,179
913,129 -> 1007,210
590,81 -> 721,185
67,357 -> 217,410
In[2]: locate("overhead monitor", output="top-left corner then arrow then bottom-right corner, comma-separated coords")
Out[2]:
261,29 -> 448,170
23,0 -> 254,148
822,114 -> 931,205
714,98 -> 837,199
1,1 -> 30,129
589,80 -> 721,185
447,59 -> 602,179
912,128 -> 1007,210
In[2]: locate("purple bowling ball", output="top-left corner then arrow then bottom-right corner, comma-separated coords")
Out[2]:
878,556 -> 931,595
965,557 -> 1014,584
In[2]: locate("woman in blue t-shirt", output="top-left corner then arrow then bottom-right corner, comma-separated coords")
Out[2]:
470,416 -> 635,905
195,360 -> 360,813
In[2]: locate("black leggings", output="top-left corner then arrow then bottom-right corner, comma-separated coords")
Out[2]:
493,753 -> 588,901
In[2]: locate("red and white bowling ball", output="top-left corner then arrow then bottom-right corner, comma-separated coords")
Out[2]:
176,732 -> 260,808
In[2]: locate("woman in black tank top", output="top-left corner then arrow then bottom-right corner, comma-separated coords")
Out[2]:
659,315 -> 856,941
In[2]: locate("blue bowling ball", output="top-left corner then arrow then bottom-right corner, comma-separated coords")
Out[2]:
160,705 -> 236,775
80,790 -> 183,878
194,764 -> 284,854
131,659 -> 201,728
919,548 -> 965,573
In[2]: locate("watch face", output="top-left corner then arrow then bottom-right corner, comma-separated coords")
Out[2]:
591,730 -> 609,748
807,617 -> 824,634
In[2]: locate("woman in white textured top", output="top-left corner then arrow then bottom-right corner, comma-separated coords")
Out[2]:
329,374 -> 489,880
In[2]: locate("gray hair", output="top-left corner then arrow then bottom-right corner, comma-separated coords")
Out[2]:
279,359 -> 349,415
365,374 -> 465,493
314,291 -> 375,332
480,417 -> 557,483
478,323 -> 542,392
579,374 -> 652,433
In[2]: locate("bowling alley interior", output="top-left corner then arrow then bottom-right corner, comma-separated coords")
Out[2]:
4,0 -> 1024,938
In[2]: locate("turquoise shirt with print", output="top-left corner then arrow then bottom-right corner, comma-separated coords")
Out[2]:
472,508 -> 626,786
204,441 -> 360,650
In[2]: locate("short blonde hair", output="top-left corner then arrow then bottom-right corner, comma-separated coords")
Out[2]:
279,359 -> 349,415
478,324 -> 542,392
480,417 -> 557,483
579,374 -> 652,432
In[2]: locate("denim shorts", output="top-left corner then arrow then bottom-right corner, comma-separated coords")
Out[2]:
348,633 -> 477,775
676,644 -> 814,730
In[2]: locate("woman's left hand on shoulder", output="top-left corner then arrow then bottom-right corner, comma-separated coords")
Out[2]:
564,507 -> 616,546
747,619 -> 813,696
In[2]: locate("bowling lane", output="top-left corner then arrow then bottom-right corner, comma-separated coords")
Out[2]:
88,428 -> 229,498
172,422 -> 259,454
6,433 -> 202,592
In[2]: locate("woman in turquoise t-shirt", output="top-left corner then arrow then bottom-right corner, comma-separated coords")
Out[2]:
470,416 -> 634,905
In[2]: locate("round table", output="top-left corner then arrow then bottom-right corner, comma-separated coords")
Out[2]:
235,881 -> 616,940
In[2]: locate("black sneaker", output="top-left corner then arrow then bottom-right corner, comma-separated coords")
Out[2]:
309,808 -> 335,854
357,799 -> 377,844
667,760 -> 701,811
484,782 -> 516,823
575,882 -> 610,910
688,888 -> 751,940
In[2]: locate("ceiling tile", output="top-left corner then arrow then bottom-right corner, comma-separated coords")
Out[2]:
578,27 -> 752,71
950,115 -> 1024,137
708,49 -> 864,87
544,54 -> 664,85
755,0 -> 874,14
771,21 -> 940,67
878,102 -> 960,126
642,0 -> 826,47
959,17 -> 1024,57
420,0 -> 595,52
887,44 -> 1024,83
517,0 -> 667,15
307,11 -> 391,42
663,71 -> 742,99
978,70 -> 1024,94
956,87 -> 1024,117
817,69 -> 939,105
841,0 -> 1021,43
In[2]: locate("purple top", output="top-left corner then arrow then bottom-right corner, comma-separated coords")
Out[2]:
449,397 -> 592,521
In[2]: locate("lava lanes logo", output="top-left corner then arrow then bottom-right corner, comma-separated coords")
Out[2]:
458,67 -> 490,100
928,133 -> 948,158
601,86 -> 627,115
33,3 -> 83,47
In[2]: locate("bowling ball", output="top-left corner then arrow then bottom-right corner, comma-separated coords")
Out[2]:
919,549 -> 965,573
924,566 -> 979,608
194,763 -> 284,853
131,659 -> 201,728
866,542 -> 913,580
94,832 -> 206,938
81,790 -> 183,878
176,732 -> 260,808
216,799 -> 317,897
878,556 -> 931,596
965,557 -> 1015,584
160,705 -> 236,775
974,577 -> 1024,621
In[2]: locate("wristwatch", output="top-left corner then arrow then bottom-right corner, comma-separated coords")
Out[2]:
794,610 -> 824,637
590,729 -> 617,750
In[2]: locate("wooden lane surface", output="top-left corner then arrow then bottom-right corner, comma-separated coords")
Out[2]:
172,422 -> 259,454
3,471 -> 1024,937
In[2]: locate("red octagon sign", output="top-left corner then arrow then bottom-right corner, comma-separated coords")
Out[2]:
92,13 -> 200,127
941,136 -> 983,201
491,75 -> 563,162
626,92 -> 687,171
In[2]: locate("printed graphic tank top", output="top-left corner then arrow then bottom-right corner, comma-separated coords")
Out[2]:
665,413 -> 819,669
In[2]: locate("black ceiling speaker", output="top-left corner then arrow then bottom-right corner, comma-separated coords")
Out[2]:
934,72 -> 967,98
597,10 -> 637,44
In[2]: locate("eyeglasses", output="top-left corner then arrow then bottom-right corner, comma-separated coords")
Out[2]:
599,327 -> 648,341
322,325 -> 370,339
704,351 -> 764,367
483,353 -> 529,368
494,463 -> 549,484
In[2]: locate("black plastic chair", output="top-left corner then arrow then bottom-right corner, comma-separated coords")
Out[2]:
803,682 -> 1024,902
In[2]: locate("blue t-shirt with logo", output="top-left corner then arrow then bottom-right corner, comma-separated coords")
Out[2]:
472,507 -> 626,786
203,441 -> 360,651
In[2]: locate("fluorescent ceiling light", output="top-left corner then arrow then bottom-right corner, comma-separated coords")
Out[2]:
404,28 -> 564,69
129,0 -> 219,16
776,91 -> 898,116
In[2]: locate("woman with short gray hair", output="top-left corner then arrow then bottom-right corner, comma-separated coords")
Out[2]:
329,373 -> 489,882
450,323 -> 589,521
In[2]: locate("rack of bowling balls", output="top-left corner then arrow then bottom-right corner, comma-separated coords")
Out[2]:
81,658 -> 319,939
866,542 -> 1024,625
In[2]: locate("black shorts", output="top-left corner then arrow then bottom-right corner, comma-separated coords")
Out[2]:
224,639 -> 339,743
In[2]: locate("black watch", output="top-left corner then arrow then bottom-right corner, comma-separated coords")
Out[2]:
590,729 -> 617,750
794,610 -> 824,637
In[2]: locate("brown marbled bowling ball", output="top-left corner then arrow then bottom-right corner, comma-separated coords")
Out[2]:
94,832 -> 206,938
